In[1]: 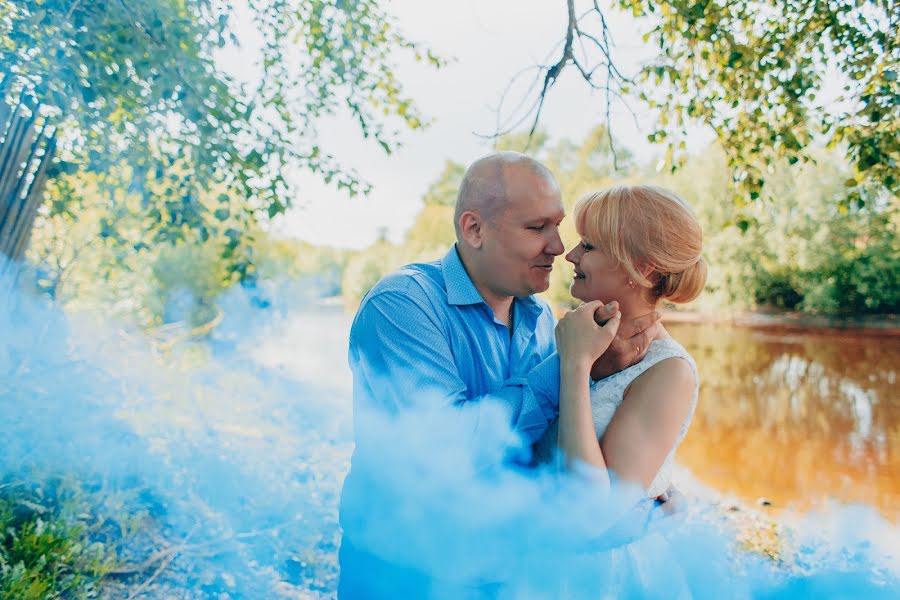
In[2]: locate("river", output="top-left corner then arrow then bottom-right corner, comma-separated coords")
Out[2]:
666,322 -> 899,522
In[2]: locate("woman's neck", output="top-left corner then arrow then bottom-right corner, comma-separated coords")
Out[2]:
618,294 -> 669,348
617,294 -> 659,331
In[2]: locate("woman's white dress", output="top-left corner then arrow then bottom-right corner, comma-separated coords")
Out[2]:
557,337 -> 700,599
589,337 -> 699,498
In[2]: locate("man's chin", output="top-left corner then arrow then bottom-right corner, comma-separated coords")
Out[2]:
531,275 -> 552,294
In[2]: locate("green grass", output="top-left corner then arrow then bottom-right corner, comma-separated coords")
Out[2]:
0,479 -> 118,599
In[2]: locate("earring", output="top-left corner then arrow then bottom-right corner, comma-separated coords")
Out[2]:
628,279 -> 635,289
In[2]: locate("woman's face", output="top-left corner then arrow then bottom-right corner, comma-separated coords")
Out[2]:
565,239 -> 632,303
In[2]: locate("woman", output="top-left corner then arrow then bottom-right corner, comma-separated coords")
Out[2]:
554,184 -> 707,595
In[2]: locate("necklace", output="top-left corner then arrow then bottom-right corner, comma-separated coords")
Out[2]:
507,301 -> 514,334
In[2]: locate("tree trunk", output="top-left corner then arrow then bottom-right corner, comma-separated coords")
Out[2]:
0,87 -> 57,274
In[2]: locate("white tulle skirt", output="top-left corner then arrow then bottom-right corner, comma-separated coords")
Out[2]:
558,531 -> 692,600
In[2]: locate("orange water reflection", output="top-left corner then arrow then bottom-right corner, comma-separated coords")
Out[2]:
666,322 -> 900,523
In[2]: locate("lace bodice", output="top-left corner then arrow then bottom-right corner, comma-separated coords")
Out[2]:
590,337 -> 699,498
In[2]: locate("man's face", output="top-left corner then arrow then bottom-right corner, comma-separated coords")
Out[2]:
479,168 -> 566,297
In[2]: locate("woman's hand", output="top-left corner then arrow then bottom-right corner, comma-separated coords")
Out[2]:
556,300 -> 621,370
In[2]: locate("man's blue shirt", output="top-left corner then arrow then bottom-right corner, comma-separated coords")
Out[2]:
347,245 -> 561,444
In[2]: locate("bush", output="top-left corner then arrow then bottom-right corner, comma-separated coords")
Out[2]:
752,267 -> 805,310
0,482 -> 116,599
801,236 -> 900,314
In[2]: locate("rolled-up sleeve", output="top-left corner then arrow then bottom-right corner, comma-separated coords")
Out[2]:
516,352 -> 560,441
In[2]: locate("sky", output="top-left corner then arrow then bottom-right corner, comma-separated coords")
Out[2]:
232,1 -> 701,249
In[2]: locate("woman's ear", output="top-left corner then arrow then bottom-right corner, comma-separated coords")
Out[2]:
637,260 -> 656,280
458,211 -> 484,249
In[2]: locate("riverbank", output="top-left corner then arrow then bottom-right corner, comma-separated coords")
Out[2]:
661,309 -> 900,337
321,295 -> 900,336
673,463 -> 900,577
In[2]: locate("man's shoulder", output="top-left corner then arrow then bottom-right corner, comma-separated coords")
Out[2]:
350,258 -> 449,340
363,258 -> 446,303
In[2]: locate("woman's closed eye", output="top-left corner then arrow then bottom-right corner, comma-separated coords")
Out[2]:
580,241 -> 594,251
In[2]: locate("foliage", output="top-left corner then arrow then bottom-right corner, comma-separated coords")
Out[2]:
799,210 -> 900,314
340,239 -> 407,308
420,161 -> 466,208
403,161 -> 464,259
28,165 -> 242,326
253,236 -> 351,298
403,204 -> 457,260
0,481 -> 117,599
524,0 -> 898,208
657,144 -> 900,315
28,163 -> 362,325
631,0 -> 898,203
150,242 -> 232,326
3,0 -> 442,277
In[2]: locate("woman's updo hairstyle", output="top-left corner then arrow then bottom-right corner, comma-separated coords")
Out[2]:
573,185 -> 707,304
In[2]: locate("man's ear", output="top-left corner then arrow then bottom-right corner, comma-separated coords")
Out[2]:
458,211 -> 484,249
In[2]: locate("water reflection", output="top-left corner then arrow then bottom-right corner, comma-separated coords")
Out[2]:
667,322 -> 900,522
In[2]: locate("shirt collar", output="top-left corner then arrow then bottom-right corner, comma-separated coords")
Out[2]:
516,291 -> 543,317
442,245 -> 485,306
441,245 -> 545,317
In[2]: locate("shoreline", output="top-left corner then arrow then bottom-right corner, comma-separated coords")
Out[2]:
320,296 -> 900,337
660,308 -> 900,337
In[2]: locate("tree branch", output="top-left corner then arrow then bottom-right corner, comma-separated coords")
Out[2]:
489,0 -> 635,166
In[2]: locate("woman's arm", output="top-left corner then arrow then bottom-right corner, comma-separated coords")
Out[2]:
555,301 -> 620,480
559,361 -> 606,472
600,357 -> 696,489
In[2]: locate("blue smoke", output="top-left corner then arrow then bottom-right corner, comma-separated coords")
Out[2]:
1,270 -> 897,598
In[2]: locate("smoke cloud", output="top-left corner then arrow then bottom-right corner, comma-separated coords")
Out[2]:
1,270 -> 897,597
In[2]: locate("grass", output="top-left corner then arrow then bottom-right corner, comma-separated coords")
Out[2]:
0,479 -> 119,599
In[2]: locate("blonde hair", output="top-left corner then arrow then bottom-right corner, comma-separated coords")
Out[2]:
574,185 -> 707,304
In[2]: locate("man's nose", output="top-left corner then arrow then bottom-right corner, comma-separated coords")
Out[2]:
546,229 -> 565,256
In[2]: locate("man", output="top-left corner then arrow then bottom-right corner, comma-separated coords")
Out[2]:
338,152 -> 660,598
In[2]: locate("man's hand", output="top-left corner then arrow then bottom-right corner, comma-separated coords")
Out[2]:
556,301 -> 621,370
589,304 -> 661,381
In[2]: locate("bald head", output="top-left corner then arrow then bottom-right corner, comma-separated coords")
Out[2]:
453,152 -> 558,238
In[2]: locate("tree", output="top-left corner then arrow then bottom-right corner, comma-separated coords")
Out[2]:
504,0 -> 898,209
2,0 -> 443,278
656,142 -> 900,314
421,161 -> 465,207
403,161 -> 464,259
341,239 -> 405,308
